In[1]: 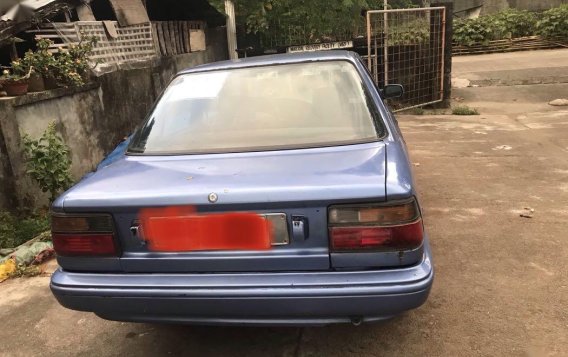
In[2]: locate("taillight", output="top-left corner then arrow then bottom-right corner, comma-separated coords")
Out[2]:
51,214 -> 119,257
328,199 -> 423,252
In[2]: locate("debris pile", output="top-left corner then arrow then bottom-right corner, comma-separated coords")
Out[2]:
0,232 -> 53,282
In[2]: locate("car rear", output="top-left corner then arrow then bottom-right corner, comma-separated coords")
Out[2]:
50,51 -> 433,326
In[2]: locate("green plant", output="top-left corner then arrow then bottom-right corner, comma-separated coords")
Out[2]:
21,38 -> 58,78
409,107 -> 425,115
537,5 -> 568,39
22,37 -> 97,87
0,212 -> 49,249
23,122 -> 73,203
493,9 -> 538,38
17,216 -> 50,243
452,105 -> 479,115
453,8 -> 540,46
52,36 -> 97,87
8,263 -> 42,278
389,17 -> 430,45
453,16 -> 501,46
0,69 -> 25,83
0,212 -> 17,249
0,57 -> 33,83
210,0 -> 421,42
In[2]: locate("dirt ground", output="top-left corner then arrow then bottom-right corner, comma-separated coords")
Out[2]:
1,51 -> 567,357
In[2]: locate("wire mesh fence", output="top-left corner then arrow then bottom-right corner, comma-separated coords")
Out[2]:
366,7 -> 446,111
257,17 -> 367,49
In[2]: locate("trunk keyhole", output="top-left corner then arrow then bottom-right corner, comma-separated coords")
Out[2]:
291,216 -> 309,241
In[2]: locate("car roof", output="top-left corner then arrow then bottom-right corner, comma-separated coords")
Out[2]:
179,50 -> 360,74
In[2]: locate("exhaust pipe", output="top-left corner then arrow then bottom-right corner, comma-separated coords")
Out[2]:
350,317 -> 363,326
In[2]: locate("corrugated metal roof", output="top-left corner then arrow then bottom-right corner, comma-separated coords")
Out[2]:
20,0 -> 60,11
0,0 -> 21,15
1,0 -> 60,22
0,0 -> 73,45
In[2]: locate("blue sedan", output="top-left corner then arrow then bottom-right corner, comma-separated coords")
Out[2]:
50,51 -> 433,326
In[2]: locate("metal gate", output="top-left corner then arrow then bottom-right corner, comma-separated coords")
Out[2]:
366,7 -> 446,111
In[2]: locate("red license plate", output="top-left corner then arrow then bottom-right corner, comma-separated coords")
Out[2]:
139,206 -> 272,252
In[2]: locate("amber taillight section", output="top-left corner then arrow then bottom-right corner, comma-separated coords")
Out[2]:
328,199 -> 423,252
51,214 -> 119,257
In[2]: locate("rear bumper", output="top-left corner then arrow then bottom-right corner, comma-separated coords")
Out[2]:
51,244 -> 434,326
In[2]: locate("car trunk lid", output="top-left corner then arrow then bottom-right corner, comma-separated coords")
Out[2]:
61,142 -> 387,272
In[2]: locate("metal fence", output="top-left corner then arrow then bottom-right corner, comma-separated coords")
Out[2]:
366,7 -> 446,111
257,19 -> 367,49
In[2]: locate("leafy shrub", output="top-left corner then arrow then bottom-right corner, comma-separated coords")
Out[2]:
1,54 -> 34,83
0,212 -> 49,249
390,18 -> 430,45
409,107 -> 425,115
21,38 -> 57,78
453,16 -> 500,46
8,263 -> 42,278
17,216 -> 50,244
453,8 -> 539,46
494,9 -> 539,38
22,37 -> 97,87
0,212 -> 17,249
52,37 -> 97,87
537,5 -> 568,39
23,122 -> 73,203
212,0 -> 421,42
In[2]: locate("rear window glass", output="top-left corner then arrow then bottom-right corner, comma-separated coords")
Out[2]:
128,61 -> 383,155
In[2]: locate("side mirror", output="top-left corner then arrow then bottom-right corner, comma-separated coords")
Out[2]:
381,84 -> 404,99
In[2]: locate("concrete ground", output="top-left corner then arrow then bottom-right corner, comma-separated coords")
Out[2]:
452,48 -> 568,87
2,51 -> 568,356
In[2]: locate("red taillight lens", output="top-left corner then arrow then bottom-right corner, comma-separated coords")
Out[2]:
52,233 -> 117,256
51,214 -> 118,257
330,220 -> 423,251
329,199 -> 424,252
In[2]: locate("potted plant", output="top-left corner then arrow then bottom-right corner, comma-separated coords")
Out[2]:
20,37 -> 97,91
51,36 -> 98,88
0,60 -> 33,96
22,39 -> 59,90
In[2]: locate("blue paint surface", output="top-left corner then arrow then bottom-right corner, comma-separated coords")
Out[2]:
51,51 -> 432,325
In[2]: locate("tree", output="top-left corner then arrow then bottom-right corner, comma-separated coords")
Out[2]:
210,0 -> 421,42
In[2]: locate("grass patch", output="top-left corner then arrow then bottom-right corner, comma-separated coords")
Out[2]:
452,106 -> 480,116
409,107 -> 425,115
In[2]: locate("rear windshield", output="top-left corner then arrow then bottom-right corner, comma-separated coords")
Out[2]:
128,61 -> 383,155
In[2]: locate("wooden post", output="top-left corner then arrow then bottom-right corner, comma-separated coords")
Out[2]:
225,0 -> 238,60
77,4 -> 96,21
151,22 -> 161,56
168,21 -> 178,55
164,21 -> 171,55
177,21 -> 184,53
431,1 -> 453,108
158,22 -> 167,56
383,0 -> 388,85
183,22 -> 189,53
10,42 -> 18,61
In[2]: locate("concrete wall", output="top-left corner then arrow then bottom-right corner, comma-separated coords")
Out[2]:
481,0 -> 567,14
0,28 -> 228,212
453,0 -> 566,15
15,87 -> 107,180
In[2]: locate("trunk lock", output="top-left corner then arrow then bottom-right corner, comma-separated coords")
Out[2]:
291,216 -> 309,241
